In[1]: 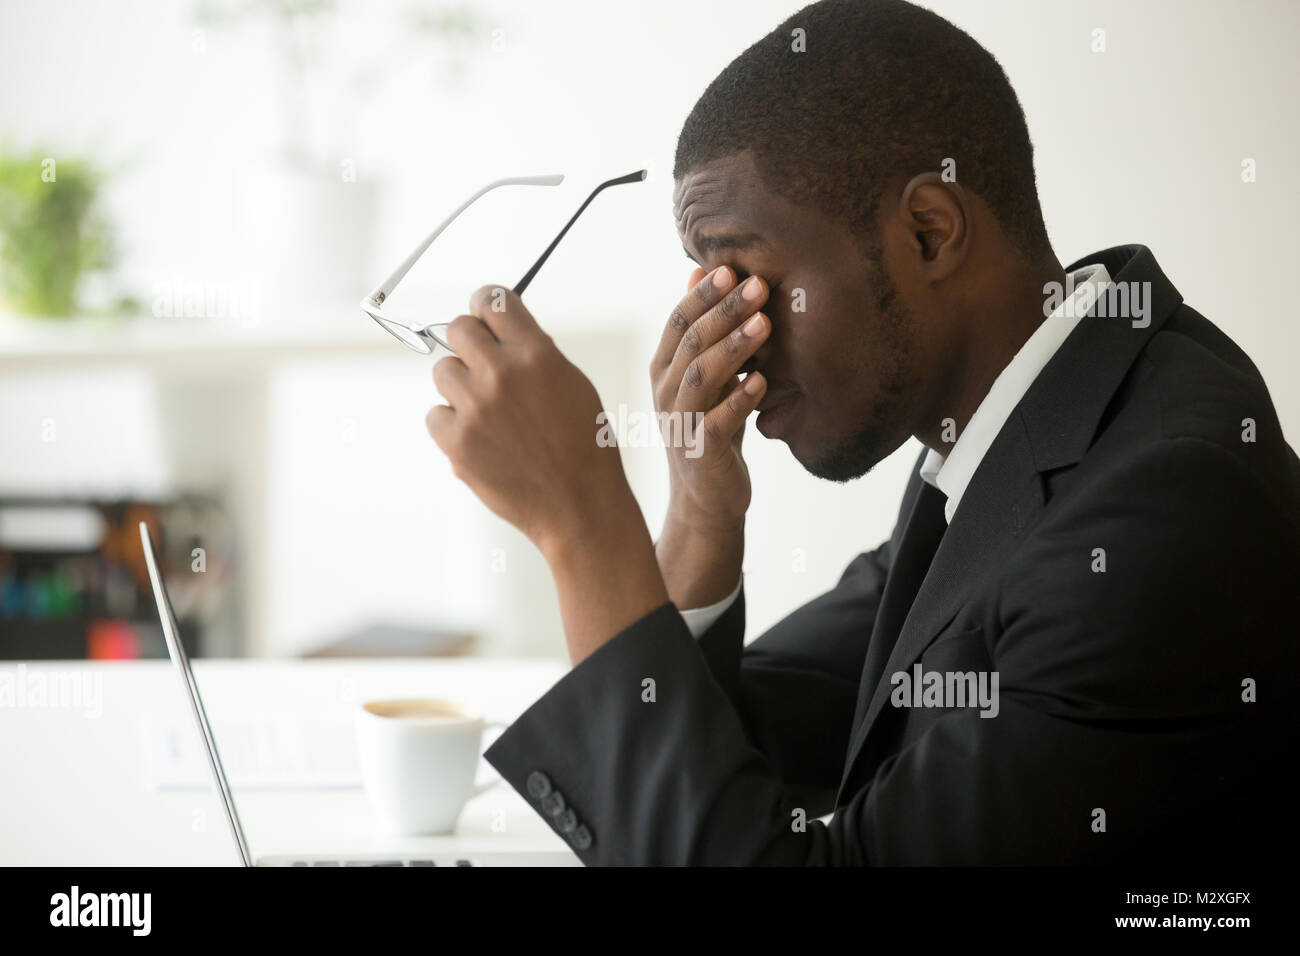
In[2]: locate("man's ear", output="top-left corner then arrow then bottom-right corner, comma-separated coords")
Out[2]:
896,172 -> 969,279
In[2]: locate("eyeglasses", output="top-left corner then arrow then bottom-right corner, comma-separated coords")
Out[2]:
361,170 -> 648,354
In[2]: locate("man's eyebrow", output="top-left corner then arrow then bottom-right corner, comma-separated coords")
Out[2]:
683,231 -> 771,263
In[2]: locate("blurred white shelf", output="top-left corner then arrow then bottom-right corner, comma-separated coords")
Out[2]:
0,309 -> 397,375
0,306 -> 643,655
0,306 -> 632,377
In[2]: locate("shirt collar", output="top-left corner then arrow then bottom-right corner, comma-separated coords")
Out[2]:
919,261 -> 1112,523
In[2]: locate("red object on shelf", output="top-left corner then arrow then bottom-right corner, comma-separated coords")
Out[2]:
88,619 -> 141,660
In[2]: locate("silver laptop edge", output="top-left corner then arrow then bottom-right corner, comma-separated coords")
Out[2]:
140,521 -> 255,867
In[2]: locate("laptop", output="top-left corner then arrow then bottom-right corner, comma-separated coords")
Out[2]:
139,522 -> 581,867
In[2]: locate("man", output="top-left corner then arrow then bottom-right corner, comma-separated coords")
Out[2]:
424,0 -> 1299,864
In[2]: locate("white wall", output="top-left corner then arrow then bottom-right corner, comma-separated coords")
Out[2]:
2,0 -> 1295,655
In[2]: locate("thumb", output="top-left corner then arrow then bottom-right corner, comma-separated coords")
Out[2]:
469,282 -> 540,340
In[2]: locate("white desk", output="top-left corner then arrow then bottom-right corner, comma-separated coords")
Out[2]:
0,658 -> 580,865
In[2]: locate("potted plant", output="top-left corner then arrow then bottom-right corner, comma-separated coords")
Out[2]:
0,149 -> 118,317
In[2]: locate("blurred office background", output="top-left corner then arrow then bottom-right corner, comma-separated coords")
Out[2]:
0,0 -> 1295,660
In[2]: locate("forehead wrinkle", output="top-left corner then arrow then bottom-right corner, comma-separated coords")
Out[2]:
672,168 -> 724,208
673,173 -> 731,239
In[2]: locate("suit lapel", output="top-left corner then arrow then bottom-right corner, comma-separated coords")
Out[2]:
833,244 -> 1185,809
834,422 -> 1045,807
847,477 -> 948,740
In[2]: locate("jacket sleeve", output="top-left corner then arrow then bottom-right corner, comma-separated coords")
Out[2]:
479,533 -> 894,863
693,544 -> 893,817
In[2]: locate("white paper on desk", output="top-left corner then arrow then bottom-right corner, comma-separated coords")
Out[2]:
137,711 -> 362,789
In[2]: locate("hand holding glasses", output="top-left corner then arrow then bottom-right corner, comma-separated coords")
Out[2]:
361,170 -> 648,354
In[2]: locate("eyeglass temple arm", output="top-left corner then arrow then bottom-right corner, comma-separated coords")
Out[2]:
512,169 -> 648,296
365,175 -> 564,306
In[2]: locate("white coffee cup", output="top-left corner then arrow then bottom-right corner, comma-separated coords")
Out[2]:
355,698 -> 505,835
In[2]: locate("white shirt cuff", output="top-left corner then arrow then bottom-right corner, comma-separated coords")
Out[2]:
679,577 -> 743,638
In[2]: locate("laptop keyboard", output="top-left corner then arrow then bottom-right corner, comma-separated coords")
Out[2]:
259,850 -> 582,867
290,859 -> 475,866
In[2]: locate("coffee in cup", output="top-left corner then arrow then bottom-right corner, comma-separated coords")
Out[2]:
355,697 -> 503,835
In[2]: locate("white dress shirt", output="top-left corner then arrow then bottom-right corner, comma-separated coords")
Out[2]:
680,261 -> 1111,635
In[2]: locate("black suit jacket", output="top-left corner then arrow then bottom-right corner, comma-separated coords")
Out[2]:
483,244 -> 1300,865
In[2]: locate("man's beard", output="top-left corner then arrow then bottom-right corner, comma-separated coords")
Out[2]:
805,417 -> 901,482
805,263 -> 913,483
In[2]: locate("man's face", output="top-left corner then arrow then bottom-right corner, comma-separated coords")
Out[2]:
674,150 -> 924,481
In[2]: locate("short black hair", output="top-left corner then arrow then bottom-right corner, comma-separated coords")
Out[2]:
674,0 -> 1051,260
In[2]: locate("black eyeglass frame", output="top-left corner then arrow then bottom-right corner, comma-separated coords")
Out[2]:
361,170 -> 648,354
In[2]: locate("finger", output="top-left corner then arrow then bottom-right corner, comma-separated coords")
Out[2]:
425,402 -> 456,447
699,372 -> 766,450
709,373 -> 750,434
678,310 -> 770,405
651,265 -> 735,372
444,313 -> 499,364
431,355 -> 472,407
686,266 -> 706,292
666,274 -> 769,392
715,372 -> 747,405
468,283 -> 541,343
